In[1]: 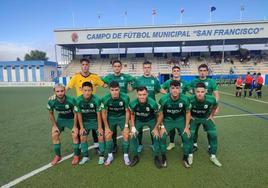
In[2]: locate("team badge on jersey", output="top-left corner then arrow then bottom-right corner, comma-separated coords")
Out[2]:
65,104 -> 70,109
90,103 -> 94,108
120,76 -> 124,80
146,107 -> 150,111
205,82 -> 209,86
74,106 -> 78,112
179,103 -> 183,108
204,104 -> 208,109
119,101 -> 123,106
151,80 -> 155,84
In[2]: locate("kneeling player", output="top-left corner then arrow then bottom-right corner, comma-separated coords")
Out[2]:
157,80 -> 191,168
129,86 -> 162,168
188,82 -> 222,167
102,81 -> 131,166
75,82 -> 105,165
47,83 -> 80,166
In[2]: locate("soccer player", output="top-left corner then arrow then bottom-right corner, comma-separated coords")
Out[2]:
129,86 -> 162,168
256,73 -> 264,98
66,58 -> 107,152
102,59 -> 135,153
132,61 -> 162,152
249,72 -> 257,97
74,82 -> 105,165
244,72 -> 253,97
101,81 -> 131,166
235,75 -> 243,97
188,82 -> 222,167
157,80 -> 191,168
47,83 -> 80,166
160,65 -> 189,151
189,64 -> 219,152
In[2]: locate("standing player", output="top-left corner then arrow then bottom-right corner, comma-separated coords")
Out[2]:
101,81 -> 131,166
235,76 -> 243,97
188,82 -> 222,167
189,64 -> 219,152
74,82 -> 105,165
102,60 -> 134,153
244,72 -> 253,97
157,80 -> 191,168
47,83 -> 80,166
132,61 -> 162,152
256,73 -> 264,98
66,58 -> 107,151
249,73 -> 257,97
129,86 -> 162,168
160,65 -> 189,151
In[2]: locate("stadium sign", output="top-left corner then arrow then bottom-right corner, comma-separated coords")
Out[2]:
55,21 -> 268,44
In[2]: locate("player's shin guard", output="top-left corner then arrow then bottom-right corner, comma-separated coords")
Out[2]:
138,131 -> 143,145
81,142 -> 89,157
73,143 -> 80,156
181,133 -> 191,156
130,136 -> 139,156
207,130 -> 217,155
169,129 -> 175,143
106,140 -> 113,154
159,132 -> 167,155
98,142 -> 105,156
53,143 -> 61,156
122,140 -> 129,154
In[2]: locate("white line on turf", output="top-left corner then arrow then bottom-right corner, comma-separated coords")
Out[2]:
1,128 -> 149,188
215,113 -> 268,118
2,110 -> 268,188
219,91 -> 268,105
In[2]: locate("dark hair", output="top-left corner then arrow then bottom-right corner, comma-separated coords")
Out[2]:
247,72 -> 250,74
109,81 -> 120,88
195,82 -> 206,89
137,86 -> 148,92
170,80 -> 181,87
143,61 -> 152,65
80,58 -> 90,64
112,59 -> 122,65
257,72 -> 261,76
82,81 -> 93,88
198,64 -> 208,71
172,66 -> 180,70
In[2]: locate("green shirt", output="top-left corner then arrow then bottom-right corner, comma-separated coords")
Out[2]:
188,95 -> 218,119
74,94 -> 102,121
159,93 -> 190,121
161,78 -> 188,94
132,75 -> 161,100
102,92 -> 130,117
102,73 -> 135,93
129,97 -> 158,122
47,95 -> 75,119
189,78 -> 218,95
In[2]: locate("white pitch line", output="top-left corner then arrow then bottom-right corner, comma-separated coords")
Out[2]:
1,128 -> 149,188
2,110 -> 268,188
219,91 -> 268,105
215,112 -> 268,118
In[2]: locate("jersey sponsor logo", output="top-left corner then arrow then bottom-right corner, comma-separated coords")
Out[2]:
204,104 -> 208,109
65,104 -> 70,109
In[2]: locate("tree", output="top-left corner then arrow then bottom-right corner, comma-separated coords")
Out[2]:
24,50 -> 48,61
16,57 -> 21,61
